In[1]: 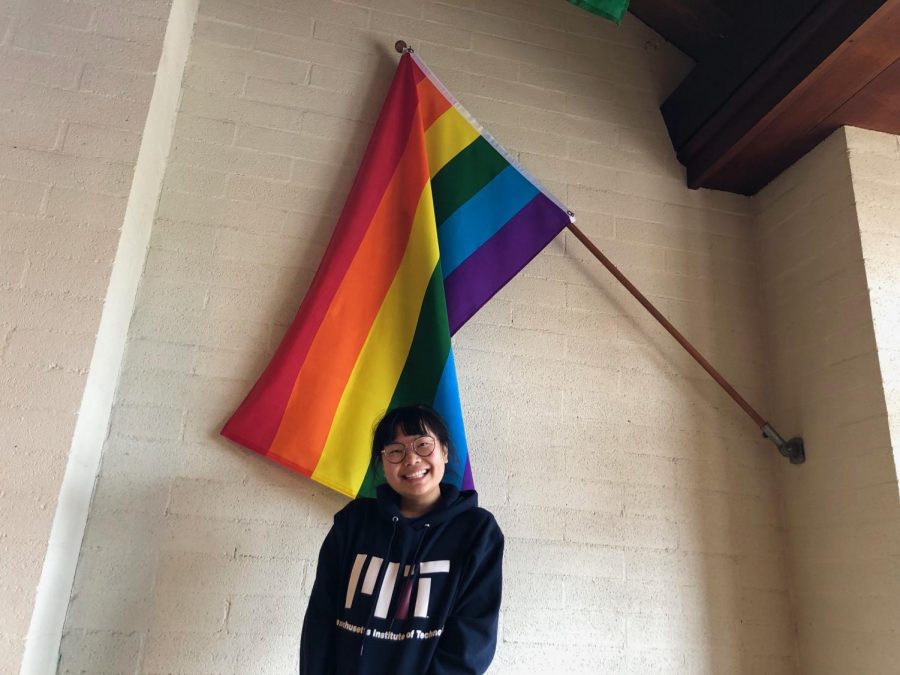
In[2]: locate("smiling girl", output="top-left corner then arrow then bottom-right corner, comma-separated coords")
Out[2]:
299,404 -> 504,675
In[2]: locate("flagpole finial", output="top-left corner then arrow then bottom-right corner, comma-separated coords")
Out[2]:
394,40 -> 413,54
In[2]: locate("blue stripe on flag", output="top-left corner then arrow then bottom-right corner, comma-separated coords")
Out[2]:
432,349 -> 468,486
439,165 -> 538,278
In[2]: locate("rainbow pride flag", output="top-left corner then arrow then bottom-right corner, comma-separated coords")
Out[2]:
221,52 -> 572,498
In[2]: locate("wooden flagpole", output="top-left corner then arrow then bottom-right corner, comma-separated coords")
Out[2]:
393,39 -> 802,463
566,220 -> 805,464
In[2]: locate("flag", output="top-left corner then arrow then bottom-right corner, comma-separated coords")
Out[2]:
566,0 -> 630,24
221,52 -> 572,498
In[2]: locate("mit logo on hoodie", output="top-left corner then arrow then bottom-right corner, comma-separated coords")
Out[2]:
345,555 -> 451,619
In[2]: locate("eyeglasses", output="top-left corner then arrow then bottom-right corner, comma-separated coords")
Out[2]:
381,436 -> 436,464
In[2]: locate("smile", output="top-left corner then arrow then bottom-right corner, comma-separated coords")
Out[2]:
402,469 -> 429,480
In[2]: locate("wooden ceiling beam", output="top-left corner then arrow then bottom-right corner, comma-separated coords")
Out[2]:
657,0 -> 895,194
662,0 -> 825,149
628,0 -> 735,60
698,5 -> 900,193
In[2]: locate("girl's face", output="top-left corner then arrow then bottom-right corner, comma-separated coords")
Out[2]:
381,425 -> 447,510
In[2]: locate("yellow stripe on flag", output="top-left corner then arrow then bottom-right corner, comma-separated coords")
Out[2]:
312,183 -> 441,495
424,106 -> 479,179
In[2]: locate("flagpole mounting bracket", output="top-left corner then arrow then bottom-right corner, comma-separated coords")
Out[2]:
395,40 -> 414,54
762,423 -> 806,464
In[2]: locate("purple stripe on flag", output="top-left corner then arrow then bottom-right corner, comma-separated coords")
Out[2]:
461,456 -> 474,491
444,194 -> 569,335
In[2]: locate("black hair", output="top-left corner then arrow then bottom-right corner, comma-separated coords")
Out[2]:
371,404 -> 452,464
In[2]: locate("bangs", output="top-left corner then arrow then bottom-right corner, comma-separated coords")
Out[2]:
373,408 -> 430,449
371,404 -> 452,460
392,410 -> 432,439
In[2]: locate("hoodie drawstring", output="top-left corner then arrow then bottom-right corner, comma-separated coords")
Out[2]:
360,515 -> 399,656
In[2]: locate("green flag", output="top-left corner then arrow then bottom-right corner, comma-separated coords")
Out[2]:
566,0 -> 630,24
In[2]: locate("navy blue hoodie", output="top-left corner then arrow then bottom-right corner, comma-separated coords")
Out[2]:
300,483 -> 504,674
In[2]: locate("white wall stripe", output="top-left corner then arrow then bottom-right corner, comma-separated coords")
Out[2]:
18,2 -> 199,673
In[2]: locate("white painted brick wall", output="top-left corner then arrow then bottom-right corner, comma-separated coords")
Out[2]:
0,0 -> 171,670
756,127 -> 900,674
32,0 -> 803,672
58,1 -> 800,671
847,128 -> 900,460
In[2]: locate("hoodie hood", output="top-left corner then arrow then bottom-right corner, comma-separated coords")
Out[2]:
375,482 -> 478,527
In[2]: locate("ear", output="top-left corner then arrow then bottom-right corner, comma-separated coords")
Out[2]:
442,445 -> 449,464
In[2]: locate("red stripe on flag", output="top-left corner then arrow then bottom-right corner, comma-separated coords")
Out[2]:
221,55 -> 420,453
267,115 -> 432,471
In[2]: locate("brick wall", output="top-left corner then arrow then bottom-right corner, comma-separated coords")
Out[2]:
0,1 -> 171,671
847,127 -> 900,459
51,0 -> 795,672
756,127 -> 900,674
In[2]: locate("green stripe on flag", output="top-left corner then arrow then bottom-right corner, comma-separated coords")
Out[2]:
390,265 -> 451,407
357,263 -> 451,498
566,0 -> 630,24
432,136 -> 510,227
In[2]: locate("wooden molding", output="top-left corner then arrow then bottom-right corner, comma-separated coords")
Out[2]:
658,0 -> 898,194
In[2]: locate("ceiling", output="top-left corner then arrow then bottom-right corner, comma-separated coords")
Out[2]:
629,0 -> 900,195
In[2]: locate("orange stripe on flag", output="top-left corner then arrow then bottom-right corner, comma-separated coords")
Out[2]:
416,72 -> 452,135
267,121 -> 432,471
312,183 -> 440,495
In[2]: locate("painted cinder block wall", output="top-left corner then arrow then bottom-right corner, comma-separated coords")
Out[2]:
756,126 -> 900,675
849,128 -> 900,462
0,0 -> 172,670
56,1 -> 799,673
15,2 -> 900,674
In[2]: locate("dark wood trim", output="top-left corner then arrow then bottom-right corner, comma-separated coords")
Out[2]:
822,57 -> 900,133
661,0 -> 825,149
658,0 -> 895,194
689,0 -> 900,193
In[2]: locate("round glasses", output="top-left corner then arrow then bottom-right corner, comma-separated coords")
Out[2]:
381,436 -> 436,464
